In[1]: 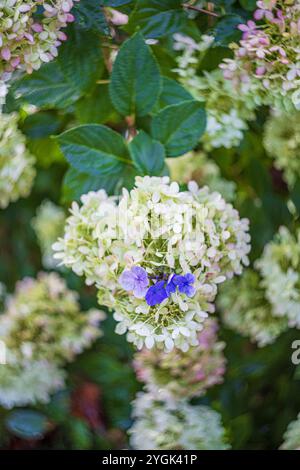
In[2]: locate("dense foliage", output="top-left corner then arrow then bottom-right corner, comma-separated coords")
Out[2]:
1,0 -> 300,450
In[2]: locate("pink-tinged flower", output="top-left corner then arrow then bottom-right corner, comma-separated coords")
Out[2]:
290,19 -> 300,35
255,66 -> 266,76
270,46 -> 289,64
11,57 -> 20,68
271,9 -> 286,30
24,32 -> 34,43
238,20 -> 257,39
31,23 -> 43,33
66,13 -> 75,22
286,64 -> 300,81
270,45 -> 286,57
1,48 -> 11,61
57,32 -> 68,41
254,1 -> 274,21
19,4 -> 31,13
109,8 -> 129,26
0,1 -> 78,78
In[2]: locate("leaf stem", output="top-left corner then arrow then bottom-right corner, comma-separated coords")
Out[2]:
182,3 -> 219,17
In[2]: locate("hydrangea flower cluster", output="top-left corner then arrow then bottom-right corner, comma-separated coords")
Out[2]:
280,413 -> 300,450
129,391 -> 230,450
167,151 -> 236,201
32,200 -> 66,269
0,360 -> 65,409
0,112 -> 35,209
173,34 -> 256,150
256,226 -> 300,328
218,269 -> 289,347
0,1 -> 79,78
220,1 -> 300,112
133,318 -> 226,399
0,80 -> 9,110
54,176 -> 250,352
0,272 -> 104,408
263,111 -> 300,187
219,225 -> 300,346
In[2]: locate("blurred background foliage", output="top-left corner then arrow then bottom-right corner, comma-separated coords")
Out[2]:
1,0 -> 300,449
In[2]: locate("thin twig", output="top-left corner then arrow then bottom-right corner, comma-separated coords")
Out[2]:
182,3 -> 219,17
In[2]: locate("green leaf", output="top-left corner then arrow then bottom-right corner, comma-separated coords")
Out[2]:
129,131 -> 166,175
154,76 -> 193,111
109,32 -> 161,116
127,0 -> 187,39
151,100 -> 206,157
214,14 -> 242,46
13,62 -> 81,109
6,410 -> 49,440
290,178 -> 300,216
62,166 -> 136,203
103,0 -> 132,5
75,84 -> 118,125
239,0 -> 257,11
22,112 -> 62,138
13,28 -> 103,109
28,137 -> 64,168
55,27 -> 104,95
73,1 -> 110,34
67,418 -> 93,450
57,124 -> 132,175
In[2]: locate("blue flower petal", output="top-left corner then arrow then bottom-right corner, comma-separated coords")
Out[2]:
145,280 -> 168,306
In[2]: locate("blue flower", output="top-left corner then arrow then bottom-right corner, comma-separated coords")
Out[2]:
169,273 -> 196,297
145,280 -> 169,306
165,275 -> 177,296
119,266 -> 149,298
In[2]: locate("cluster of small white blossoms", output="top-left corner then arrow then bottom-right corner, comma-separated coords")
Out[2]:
0,79 -> 8,109
0,272 -> 104,408
173,33 -> 256,150
54,176 -> 250,352
0,112 -> 35,209
133,318 -> 226,399
280,413 -> 300,450
129,391 -> 230,450
218,269 -> 289,347
0,1 -> 79,78
220,1 -> 300,112
256,226 -> 300,329
32,200 -> 66,269
167,151 -> 236,202
263,111 -> 300,187
0,360 -> 65,409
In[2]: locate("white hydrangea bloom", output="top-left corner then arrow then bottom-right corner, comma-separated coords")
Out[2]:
167,151 -> 236,202
0,356 -> 65,409
218,269 -> 289,347
256,226 -> 300,328
129,391 -> 230,450
0,112 -> 35,209
54,176 -> 250,352
173,35 -> 256,150
0,272 -> 105,408
281,413 -> 300,450
32,200 -> 66,269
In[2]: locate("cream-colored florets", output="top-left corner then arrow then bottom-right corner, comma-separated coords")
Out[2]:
54,176 -> 250,352
0,272 -> 105,408
129,391 -> 230,450
0,112 -> 35,209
